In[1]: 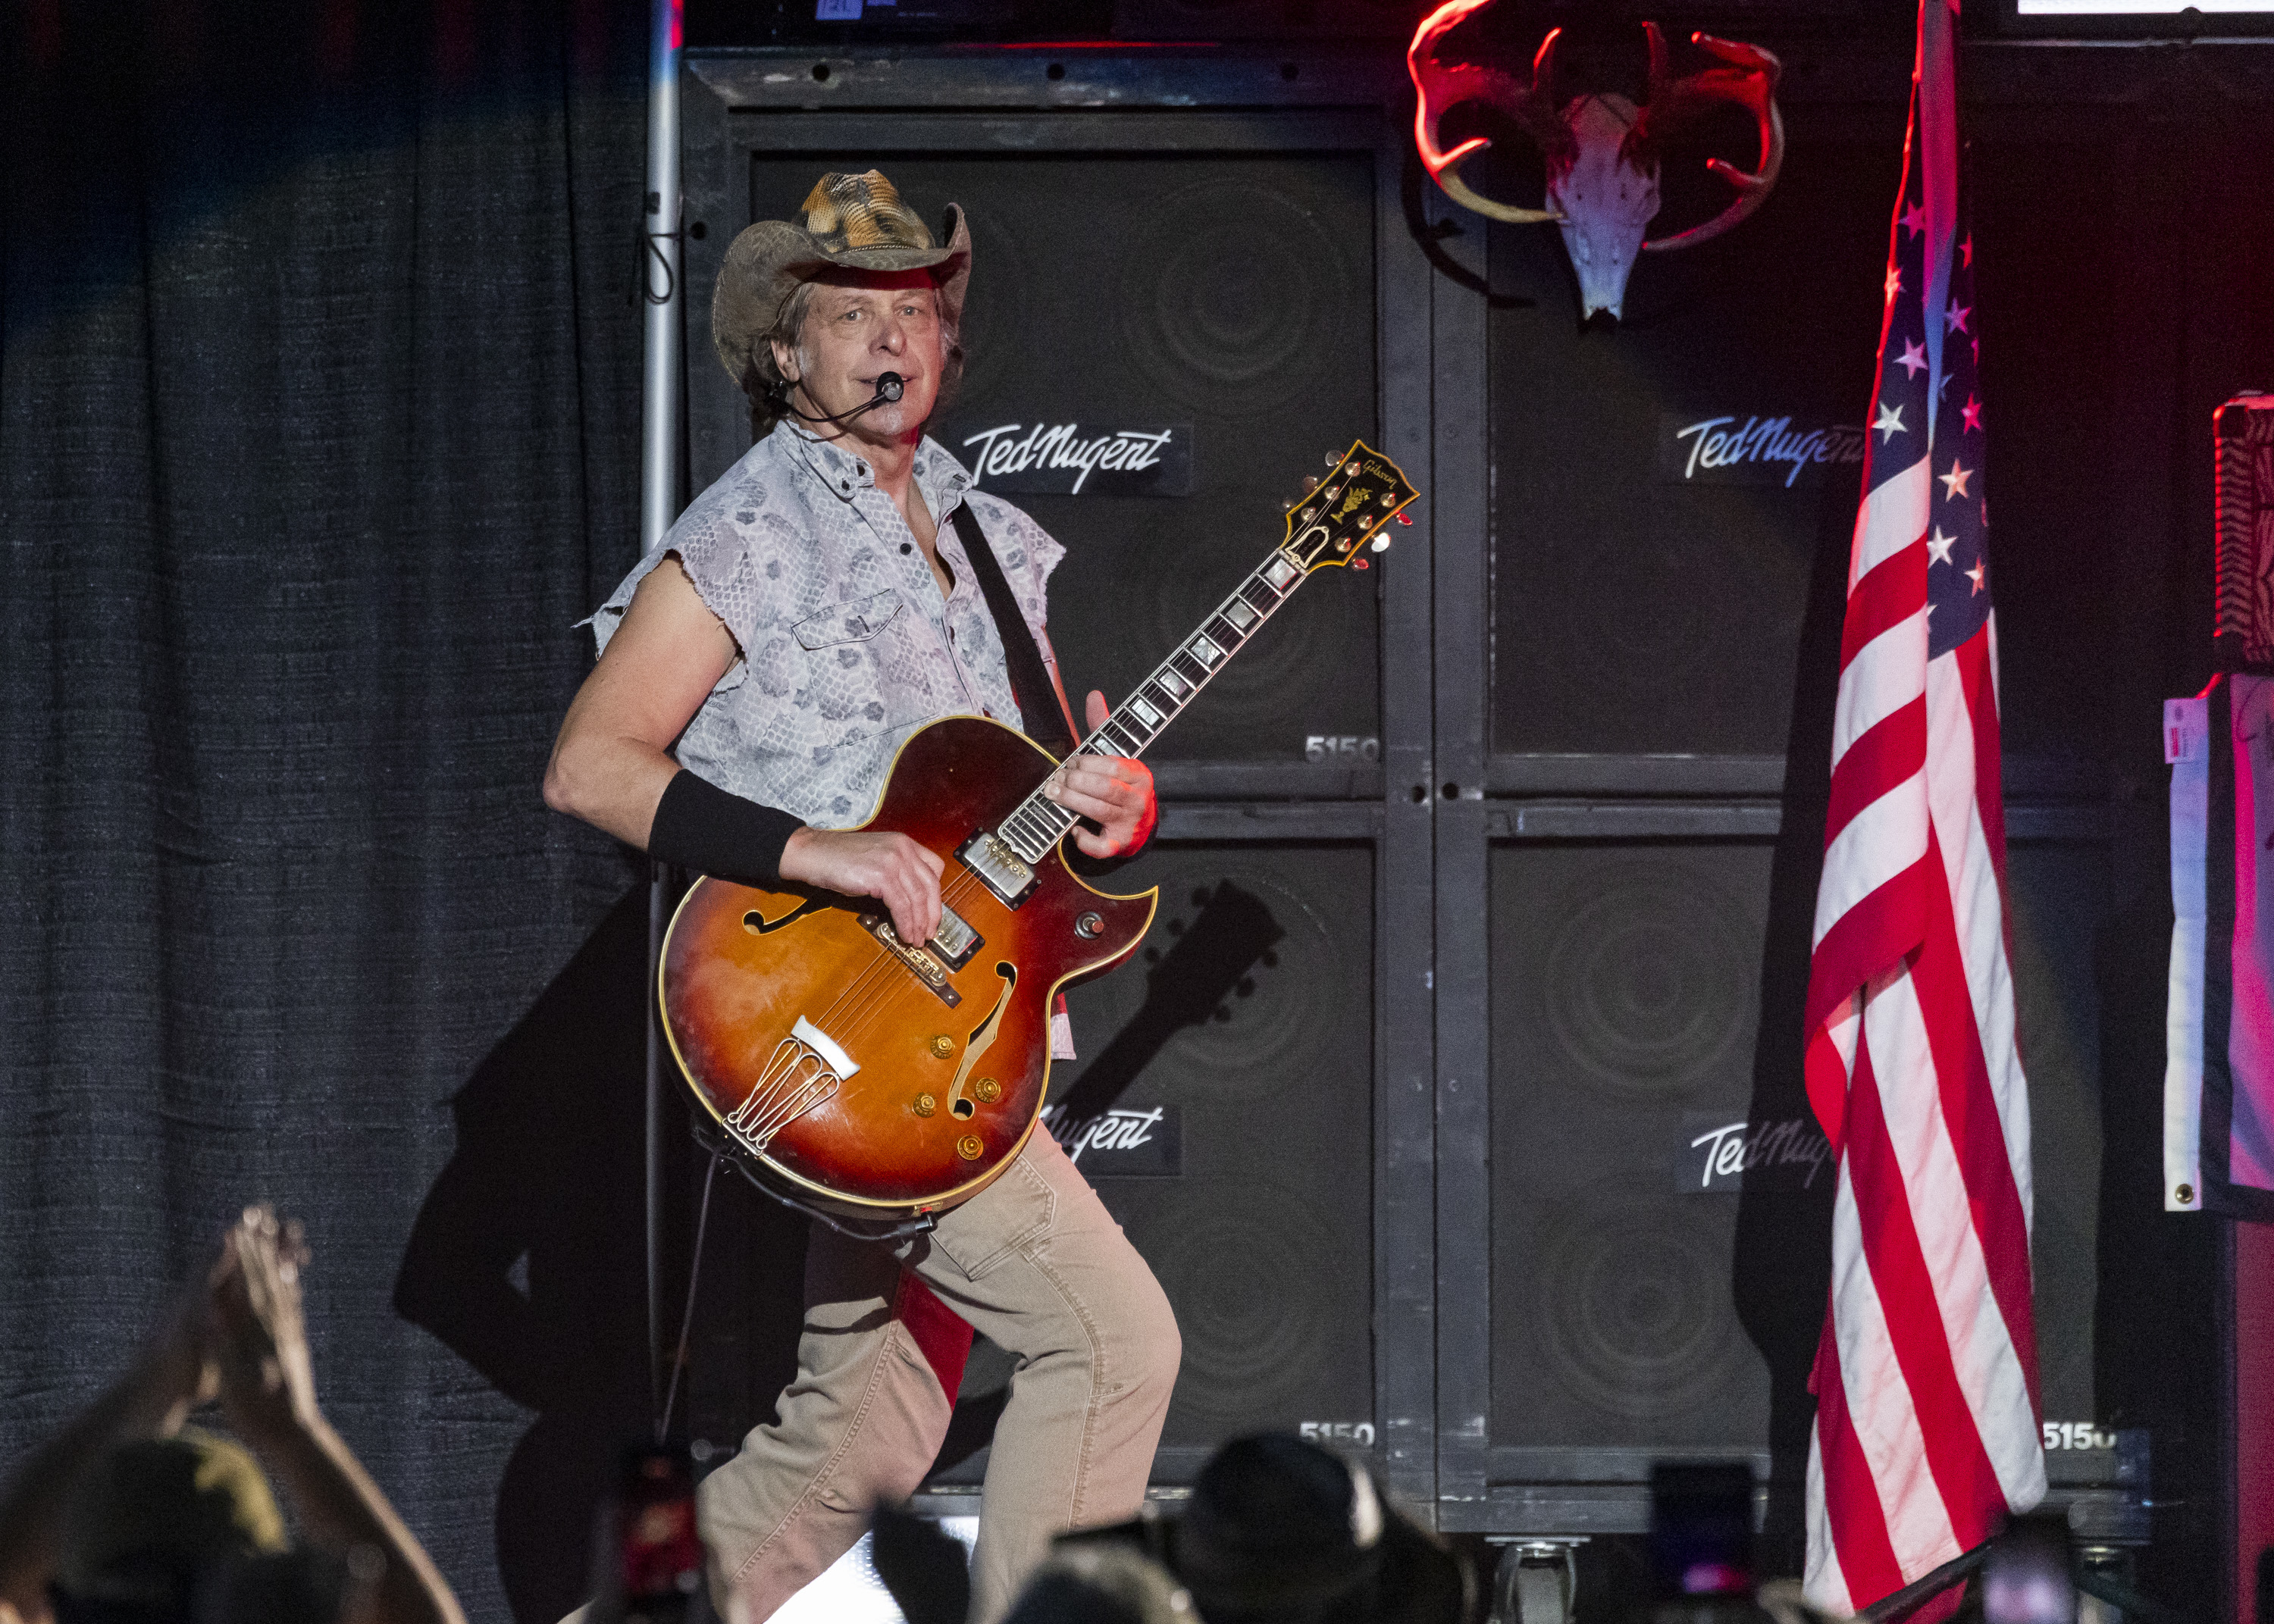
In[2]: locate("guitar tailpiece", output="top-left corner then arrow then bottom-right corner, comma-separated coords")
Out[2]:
723,1037 -> 843,1153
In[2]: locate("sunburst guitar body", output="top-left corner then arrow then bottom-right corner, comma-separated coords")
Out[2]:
657,440 -> 1419,1222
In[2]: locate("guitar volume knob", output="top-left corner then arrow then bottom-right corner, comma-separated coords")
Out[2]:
957,1135 -> 985,1160
973,1077 -> 1001,1104
913,1094 -> 936,1118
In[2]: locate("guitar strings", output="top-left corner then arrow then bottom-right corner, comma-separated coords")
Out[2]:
827,862 -> 993,1046
808,859 -> 992,1053
790,760 -> 1078,1071
809,764 -> 1057,1042
825,838 -> 1054,1062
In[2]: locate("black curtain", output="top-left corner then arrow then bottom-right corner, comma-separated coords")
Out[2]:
2,4 -> 661,1618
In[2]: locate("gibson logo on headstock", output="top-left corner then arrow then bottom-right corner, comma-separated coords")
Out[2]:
1281,443 -> 1418,571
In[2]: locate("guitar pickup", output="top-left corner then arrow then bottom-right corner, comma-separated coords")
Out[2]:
957,831 -> 1038,909
860,915 -> 964,1007
927,903 -> 982,970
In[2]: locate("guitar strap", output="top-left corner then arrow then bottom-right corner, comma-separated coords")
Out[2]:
948,500 -> 1080,759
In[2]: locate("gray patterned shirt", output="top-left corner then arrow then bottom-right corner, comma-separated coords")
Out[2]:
591,421 -> 1066,829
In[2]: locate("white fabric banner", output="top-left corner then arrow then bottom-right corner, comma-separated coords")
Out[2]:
2165,692 -> 2208,1211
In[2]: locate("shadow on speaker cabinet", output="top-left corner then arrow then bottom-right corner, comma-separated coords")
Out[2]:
922,840 -> 1379,1487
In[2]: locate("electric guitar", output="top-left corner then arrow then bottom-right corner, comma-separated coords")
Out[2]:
658,440 -> 1419,1223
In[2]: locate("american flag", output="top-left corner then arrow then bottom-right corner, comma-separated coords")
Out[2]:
1799,0 -> 2046,1611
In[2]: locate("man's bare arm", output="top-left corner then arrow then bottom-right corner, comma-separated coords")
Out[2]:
543,558 -> 945,943
543,557 -> 738,847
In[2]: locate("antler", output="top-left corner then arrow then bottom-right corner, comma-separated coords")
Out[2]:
1624,23 -> 1785,252
1408,0 -> 1572,227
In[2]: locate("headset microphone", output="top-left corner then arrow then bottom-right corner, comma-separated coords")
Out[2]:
781,371 -> 910,427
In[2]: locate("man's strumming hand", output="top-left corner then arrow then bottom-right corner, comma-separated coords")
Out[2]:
1043,690 -> 1158,859
779,828 -> 944,947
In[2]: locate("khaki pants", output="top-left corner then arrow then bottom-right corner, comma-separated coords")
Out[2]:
697,1129 -> 1180,1624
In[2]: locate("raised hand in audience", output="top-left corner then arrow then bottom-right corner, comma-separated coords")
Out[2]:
207,1206 -> 466,1624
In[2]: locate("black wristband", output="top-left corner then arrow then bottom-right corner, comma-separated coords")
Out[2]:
647,771 -> 805,887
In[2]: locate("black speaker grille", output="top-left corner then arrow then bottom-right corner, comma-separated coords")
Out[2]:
1530,1196 -> 1754,1422
1539,860 -> 1756,1099
1062,860 -> 1350,1099
1056,843 -> 1376,1456
1120,1178 -> 1358,1438
1490,842 -> 1773,1447
1117,178 -> 1356,418
2002,841 -> 2112,1434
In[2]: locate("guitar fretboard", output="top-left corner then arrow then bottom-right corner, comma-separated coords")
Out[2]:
997,546 -> 1312,863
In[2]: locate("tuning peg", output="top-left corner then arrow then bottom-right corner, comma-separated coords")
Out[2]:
1370,535 -> 1391,552
1394,512 -> 1412,526
1324,452 -> 1339,467
1301,474 -> 1321,493
1353,558 -> 1370,570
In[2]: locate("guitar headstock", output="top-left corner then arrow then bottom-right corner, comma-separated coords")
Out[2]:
1280,440 -> 1420,572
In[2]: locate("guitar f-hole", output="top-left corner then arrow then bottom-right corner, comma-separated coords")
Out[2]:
948,964 -> 1016,1119
744,897 -> 828,935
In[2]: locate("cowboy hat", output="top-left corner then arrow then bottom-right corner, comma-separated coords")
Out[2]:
712,168 -> 970,407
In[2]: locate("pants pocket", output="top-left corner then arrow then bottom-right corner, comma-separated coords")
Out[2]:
927,1154 -> 1055,1281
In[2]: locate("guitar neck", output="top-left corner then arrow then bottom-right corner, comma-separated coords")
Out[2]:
994,544 -> 1314,863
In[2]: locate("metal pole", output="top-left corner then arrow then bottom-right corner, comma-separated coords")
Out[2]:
640,0 -> 684,555
640,0 -> 684,1431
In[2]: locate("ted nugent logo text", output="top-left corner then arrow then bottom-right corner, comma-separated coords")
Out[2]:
1040,1103 -> 1182,1175
1657,413 -> 1867,490
1679,1112 -> 1833,1193
957,421 -> 1194,498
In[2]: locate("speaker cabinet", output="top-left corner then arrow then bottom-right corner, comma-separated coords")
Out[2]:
723,153 -> 1383,768
1481,133 -> 1895,759
1479,830 -> 2124,1516
1489,841 -> 1775,1457
925,840 -> 1380,1485
678,55 -> 1431,1516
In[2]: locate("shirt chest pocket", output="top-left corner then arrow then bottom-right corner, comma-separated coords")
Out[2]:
792,588 -> 905,652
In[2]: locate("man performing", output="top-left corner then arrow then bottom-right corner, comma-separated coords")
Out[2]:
543,171 -> 1181,1623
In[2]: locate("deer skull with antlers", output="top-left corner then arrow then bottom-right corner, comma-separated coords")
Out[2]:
1410,0 -> 1785,321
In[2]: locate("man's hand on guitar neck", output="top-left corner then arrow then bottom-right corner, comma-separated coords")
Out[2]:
1041,690 -> 1159,859
779,691 -> 1151,947
778,828 -> 945,948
